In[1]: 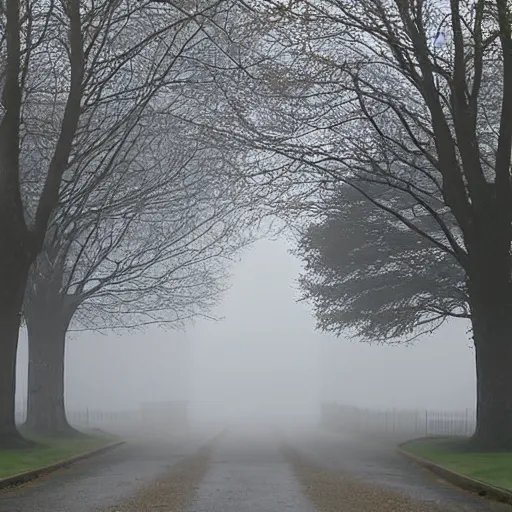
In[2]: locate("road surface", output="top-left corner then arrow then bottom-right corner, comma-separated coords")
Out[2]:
1,427 -> 510,512
188,430 -> 312,512
284,428 -> 511,512
0,431 -> 210,512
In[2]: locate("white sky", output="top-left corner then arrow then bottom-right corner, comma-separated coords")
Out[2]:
16,237 -> 476,424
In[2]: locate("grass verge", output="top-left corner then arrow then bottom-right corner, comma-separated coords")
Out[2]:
401,437 -> 512,492
0,431 -> 118,479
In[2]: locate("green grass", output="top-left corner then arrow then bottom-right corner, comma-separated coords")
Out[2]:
402,437 -> 512,491
0,432 -> 117,479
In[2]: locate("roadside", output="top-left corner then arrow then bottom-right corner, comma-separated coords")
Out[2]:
0,431 -> 120,482
0,430 -> 215,512
283,428 -> 511,511
399,437 -> 512,505
281,441 -> 446,512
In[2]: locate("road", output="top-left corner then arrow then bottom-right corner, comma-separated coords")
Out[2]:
284,428 -> 512,512
0,430 -> 211,512
1,427 -> 510,512
188,430 -> 312,512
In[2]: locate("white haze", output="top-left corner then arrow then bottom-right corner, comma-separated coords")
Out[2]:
15,237 -> 476,428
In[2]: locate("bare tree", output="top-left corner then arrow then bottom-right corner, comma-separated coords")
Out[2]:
0,0 -> 84,447
23,117 -> 246,435
203,0 -> 512,448
0,0 -> 225,447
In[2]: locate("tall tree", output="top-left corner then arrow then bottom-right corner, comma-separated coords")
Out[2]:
23,133 -> 244,435
209,0 -> 512,448
0,0 -> 224,447
19,6 -> 252,433
0,0 -> 84,447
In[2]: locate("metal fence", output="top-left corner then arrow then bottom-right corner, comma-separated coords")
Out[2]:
15,402 -> 189,432
320,403 -> 476,439
15,406 -> 141,428
69,409 -> 141,428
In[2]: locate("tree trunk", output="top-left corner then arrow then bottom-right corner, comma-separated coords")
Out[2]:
25,311 -> 79,437
0,252 -> 31,448
467,230 -> 512,450
471,304 -> 512,450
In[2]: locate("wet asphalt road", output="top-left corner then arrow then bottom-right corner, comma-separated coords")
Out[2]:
0,431 -> 210,512
187,430 -> 313,512
287,428 -> 512,511
2,427 -> 512,512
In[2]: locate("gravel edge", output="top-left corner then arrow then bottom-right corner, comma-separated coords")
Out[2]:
396,443 -> 512,506
100,431 -> 224,512
280,438 -> 447,512
0,440 -> 125,490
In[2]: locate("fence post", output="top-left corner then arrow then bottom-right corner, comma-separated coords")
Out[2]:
425,410 -> 428,436
465,408 -> 469,436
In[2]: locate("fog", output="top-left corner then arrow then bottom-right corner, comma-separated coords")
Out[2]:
16,237 -> 476,428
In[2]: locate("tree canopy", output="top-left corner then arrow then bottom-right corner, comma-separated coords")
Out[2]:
296,184 -> 468,343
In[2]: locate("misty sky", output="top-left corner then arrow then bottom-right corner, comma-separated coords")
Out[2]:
16,237 -> 476,423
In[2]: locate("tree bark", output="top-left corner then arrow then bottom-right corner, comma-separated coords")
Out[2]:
0,0 -> 83,447
471,305 -> 512,450
0,248 -> 31,448
467,232 -> 512,450
25,310 -> 79,437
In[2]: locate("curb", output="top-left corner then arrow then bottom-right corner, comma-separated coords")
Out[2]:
0,440 -> 125,490
396,442 -> 512,506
